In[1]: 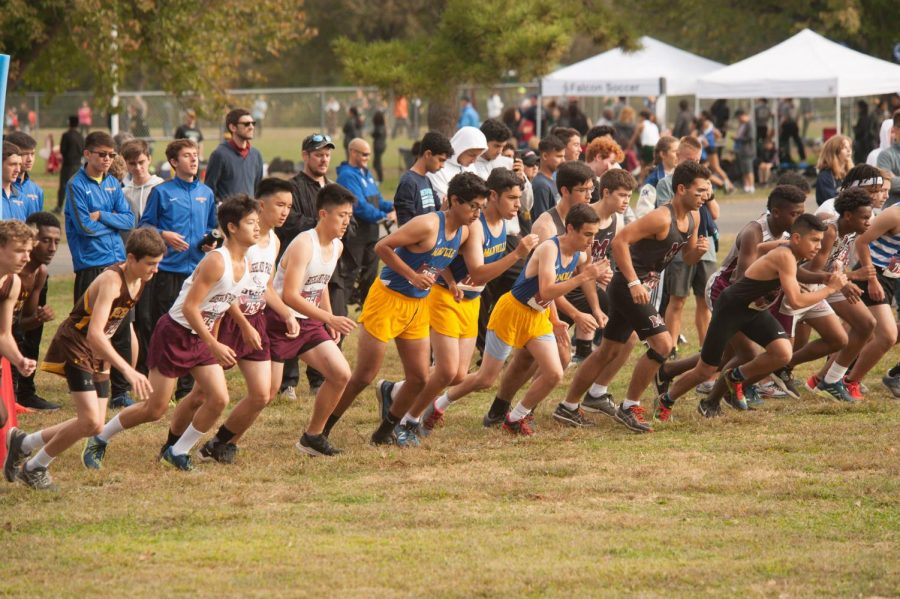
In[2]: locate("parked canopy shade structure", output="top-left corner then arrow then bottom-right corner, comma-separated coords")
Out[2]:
696,29 -> 900,99
541,36 -> 725,98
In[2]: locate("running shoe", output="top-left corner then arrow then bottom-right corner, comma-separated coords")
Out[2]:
581,392 -> 617,419
160,447 -> 194,471
771,367 -> 801,399
279,386 -> 297,401
375,379 -> 395,422
16,463 -> 57,491
654,367 -> 672,396
805,374 -> 821,393
613,404 -> 653,433
502,414 -> 535,436
883,372 -> 900,399
482,409 -> 508,428
296,433 -> 343,457
16,395 -> 61,411
652,395 -> 673,422
843,378 -> 864,401
420,400 -> 445,436
4,427 -> 29,482
309,384 -> 321,398
81,435 -> 107,470
695,380 -> 715,395
721,370 -> 749,411
815,379 -> 856,403
198,440 -> 238,464
109,393 -> 136,410
370,425 -> 396,446
394,422 -> 421,447
744,384 -> 765,408
757,381 -> 787,398
697,399 -> 722,419
551,403 -> 594,427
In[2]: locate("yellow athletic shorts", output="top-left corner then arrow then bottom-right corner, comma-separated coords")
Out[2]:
427,284 -> 480,339
486,292 -> 552,349
359,278 -> 430,342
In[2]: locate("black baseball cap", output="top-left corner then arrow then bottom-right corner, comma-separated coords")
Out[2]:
521,150 -> 539,167
302,133 -> 336,152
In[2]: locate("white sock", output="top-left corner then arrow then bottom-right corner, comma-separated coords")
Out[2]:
21,431 -> 46,453
97,414 -> 124,442
435,393 -> 451,412
25,448 -> 54,471
823,362 -> 849,385
509,403 -> 531,422
391,381 -> 404,400
562,401 -> 580,411
171,424 -> 204,456
588,384 -> 608,398
622,399 -> 640,409
399,414 -> 419,426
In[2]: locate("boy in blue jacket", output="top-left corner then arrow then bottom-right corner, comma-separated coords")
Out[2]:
64,131 -> 136,407
333,137 -> 396,314
137,139 -> 217,399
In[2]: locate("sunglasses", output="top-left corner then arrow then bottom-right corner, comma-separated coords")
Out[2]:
308,133 -> 332,143
90,151 -> 117,159
237,121 -> 256,127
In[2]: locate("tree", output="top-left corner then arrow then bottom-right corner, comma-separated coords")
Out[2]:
0,0 -> 312,115
333,0 -> 636,135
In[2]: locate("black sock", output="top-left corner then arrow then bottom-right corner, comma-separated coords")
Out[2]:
214,425 -> 235,445
165,429 -> 179,448
488,397 -> 511,418
889,363 -> 900,378
322,414 -> 341,438
575,339 -> 592,359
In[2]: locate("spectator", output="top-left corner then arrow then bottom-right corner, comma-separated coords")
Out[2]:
487,90 -> 504,120
473,119 -> 514,179
521,150 -> 539,181
699,112 -> 734,193
815,134 -> 853,205
778,98 -> 806,163
877,111 -> 900,208
552,126 -> 582,162
427,126 -> 486,203
204,108 -> 263,202
613,106 -> 636,152
757,139 -> 777,186
754,98 -> 773,153
853,100 -> 877,164
1,142 -> 26,221
334,137 -> 396,311
137,139 -> 216,399
394,132 -> 453,225
709,99 -> 730,137
342,106 -> 363,160
121,139 -> 164,229
55,115 -> 84,213
252,95 -> 268,137
457,96 -> 481,129
635,135 -> 678,218
733,109 -> 756,193
64,131 -> 135,406
566,99 -> 590,136
77,100 -> 92,136
7,131 -> 45,217
672,99 -> 693,139
174,109 -> 204,159
392,96 -> 410,139
630,110 -> 660,176
530,135 -> 566,220
371,111 -> 387,182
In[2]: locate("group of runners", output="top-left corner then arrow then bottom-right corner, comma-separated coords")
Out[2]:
1,152 -> 898,491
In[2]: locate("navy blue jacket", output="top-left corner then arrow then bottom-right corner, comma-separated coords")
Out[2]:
139,176 -> 217,274
336,162 -> 393,240
64,168 -> 134,271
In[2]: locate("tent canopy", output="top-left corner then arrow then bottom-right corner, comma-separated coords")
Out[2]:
697,29 -> 900,99
541,37 -> 724,97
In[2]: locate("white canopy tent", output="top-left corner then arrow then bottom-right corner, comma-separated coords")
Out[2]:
696,29 -> 900,131
540,37 -> 725,130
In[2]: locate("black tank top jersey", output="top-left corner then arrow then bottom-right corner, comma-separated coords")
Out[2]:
548,207 -> 566,236
721,274 -> 782,311
591,216 -> 617,263
623,203 -> 693,288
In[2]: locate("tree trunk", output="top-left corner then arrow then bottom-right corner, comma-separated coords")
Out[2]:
426,92 -> 457,138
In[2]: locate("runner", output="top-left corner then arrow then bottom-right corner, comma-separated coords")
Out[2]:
322,172 -> 487,445
268,184 -> 357,456
653,214 -> 847,419
81,195 -> 260,471
4,228 -> 165,490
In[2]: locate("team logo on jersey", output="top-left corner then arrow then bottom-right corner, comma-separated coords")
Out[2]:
591,238 -> 611,263
648,314 -> 665,328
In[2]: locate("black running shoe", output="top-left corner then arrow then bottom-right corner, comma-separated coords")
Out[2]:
4,427 -> 29,482
198,440 -> 238,464
370,426 -> 396,446
581,392 -> 617,419
482,410 -> 508,428
375,379 -> 395,422
16,395 -> 61,411
296,433 -> 343,457
697,399 -> 722,418
771,367 -> 801,400
654,367 -> 672,396
552,403 -> 594,427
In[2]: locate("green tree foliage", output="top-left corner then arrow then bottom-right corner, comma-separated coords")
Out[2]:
333,0 -> 636,133
0,0 -> 312,114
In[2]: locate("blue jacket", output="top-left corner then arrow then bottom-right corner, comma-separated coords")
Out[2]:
13,173 -> 44,216
64,168 -> 134,271
457,105 -> 480,129
336,162 -> 393,240
139,176 -> 217,274
1,186 -> 29,221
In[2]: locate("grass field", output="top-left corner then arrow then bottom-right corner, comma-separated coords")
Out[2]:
1,259 -> 898,596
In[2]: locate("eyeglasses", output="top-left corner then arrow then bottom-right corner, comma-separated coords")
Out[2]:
352,149 -> 371,157
573,186 -> 594,194
90,151 -> 117,159
237,121 -> 256,127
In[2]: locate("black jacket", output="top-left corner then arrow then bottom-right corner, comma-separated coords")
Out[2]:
275,171 -> 330,259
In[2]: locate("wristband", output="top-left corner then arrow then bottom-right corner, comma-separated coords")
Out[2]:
627,279 -> 642,288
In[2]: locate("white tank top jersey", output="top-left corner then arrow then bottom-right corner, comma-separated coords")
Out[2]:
274,229 -> 341,319
169,246 -> 252,333
237,229 -> 277,316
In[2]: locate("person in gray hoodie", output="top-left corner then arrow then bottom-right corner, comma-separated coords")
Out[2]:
120,140 -> 164,235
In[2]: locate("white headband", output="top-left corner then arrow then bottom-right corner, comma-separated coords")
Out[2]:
845,176 -> 884,189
